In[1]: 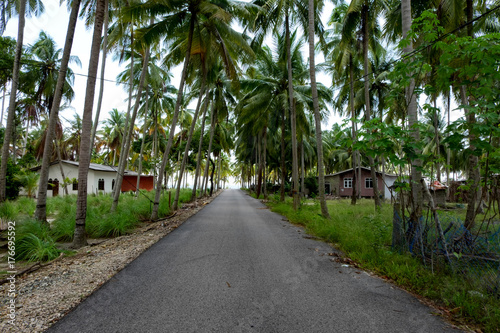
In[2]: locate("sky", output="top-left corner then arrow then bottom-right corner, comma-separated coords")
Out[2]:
2,1 -> 340,132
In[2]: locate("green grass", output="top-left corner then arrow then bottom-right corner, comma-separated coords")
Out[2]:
15,219 -> 62,262
267,197 -> 500,332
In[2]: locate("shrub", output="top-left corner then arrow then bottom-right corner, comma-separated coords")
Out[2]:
15,219 -> 61,262
16,233 -> 61,262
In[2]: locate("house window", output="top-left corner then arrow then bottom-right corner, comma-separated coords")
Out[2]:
365,178 -> 373,189
47,179 -> 53,190
344,178 -> 353,188
72,179 -> 78,191
98,179 -> 105,191
112,179 -> 115,190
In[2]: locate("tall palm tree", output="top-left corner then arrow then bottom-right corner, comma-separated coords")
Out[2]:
34,0 -> 82,221
0,0 -> 26,202
73,0 -> 106,248
308,0 -> 330,217
111,16 -> 152,212
324,1 -> 363,204
342,0 -> 386,210
251,0 -> 325,210
401,0 -> 423,221
90,0 -> 110,152
98,108 -> 126,164
27,31 -> 80,115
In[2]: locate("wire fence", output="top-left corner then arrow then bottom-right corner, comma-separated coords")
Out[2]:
394,208 -> 500,296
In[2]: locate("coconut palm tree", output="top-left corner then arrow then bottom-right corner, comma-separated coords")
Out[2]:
34,0 -> 82,221
400,0 -> 423,222
73,0 -> 106,248
324,1 -> 363,203
250,0 -> 327,209
341,0 -> 387,210
0,0 -> 26,203
111,17 -> 152,213
307,0 -> 330,217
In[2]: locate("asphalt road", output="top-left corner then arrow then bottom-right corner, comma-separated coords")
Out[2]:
47,189 -> 460,333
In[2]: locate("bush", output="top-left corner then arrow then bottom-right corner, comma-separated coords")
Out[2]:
15,219 -> 61,262
16,233 -> 61,262
304,176 -> 318,195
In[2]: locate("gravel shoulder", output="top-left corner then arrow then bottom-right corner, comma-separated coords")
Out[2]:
0,192 -> 221,333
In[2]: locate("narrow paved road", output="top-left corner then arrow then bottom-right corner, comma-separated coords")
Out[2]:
47,190 -> 459,333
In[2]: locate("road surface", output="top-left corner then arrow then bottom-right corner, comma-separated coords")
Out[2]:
47,189 -> 460,332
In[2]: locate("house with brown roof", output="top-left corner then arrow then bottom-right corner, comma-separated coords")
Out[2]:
325,167 -> 398,199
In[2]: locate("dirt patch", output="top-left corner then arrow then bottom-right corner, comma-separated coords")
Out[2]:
0,191 -> 221,333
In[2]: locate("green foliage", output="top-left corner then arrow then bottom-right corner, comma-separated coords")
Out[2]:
0,201 -> 16,222
304,176 -> 318,195
16,233 -> 61,262
15,196 -> 36,216
14,171 -> 40,197
3,159 -> 23,200
0,36 -> 16,85
15,220 -> 61,262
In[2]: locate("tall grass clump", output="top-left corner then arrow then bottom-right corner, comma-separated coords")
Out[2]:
85,194 -> 137,238
178,189 -> 193,206
15,197 -> 36,216
15,219 -> 61,262
157,190 -> 173,218
0,201 -> 17,227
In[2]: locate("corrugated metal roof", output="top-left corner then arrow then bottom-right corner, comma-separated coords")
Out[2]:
31,160 -> 152,176
61,160 -> 117,172
325,167 -> 398,178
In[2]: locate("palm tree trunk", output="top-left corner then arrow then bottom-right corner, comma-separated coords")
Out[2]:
350,56 -> 357,205
73,0 -> 105,248
191,89 -> 210,201
209,157 -> 215,196
1,83 -> 6,127
433,100 -> 441,182
308,0 -> 329,217
111,44 -> 151,212
463,0 -> 480,229
461,86 -> 480,229
446,88 -> 451,187
22,120 -> 28,157
33,0 -> 81,218
114,24 -> 134,197
280,112 -> 286,202
362,4 -> 381,211
151,15 -> 195,220
401,0 -> 422,221
285,13 -> 300,210
217,154 -> 221,190
153,109 -> 158,189
263,128 -> 268,199
136,86 -> 150,198
300,139 -> 305,198
200,107 -> 216,199
0,0 -> 26,202
173,76 -> 206,210
256,135 -> 263,198
90,0 -> 109,154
